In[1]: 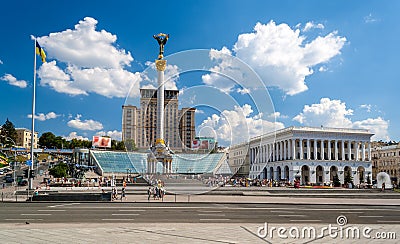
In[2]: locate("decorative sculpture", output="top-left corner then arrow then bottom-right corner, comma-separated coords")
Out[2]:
153,33 -> 169,59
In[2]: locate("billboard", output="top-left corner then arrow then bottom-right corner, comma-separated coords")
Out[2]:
92,136 -> 111,148
192,138 -> 215,150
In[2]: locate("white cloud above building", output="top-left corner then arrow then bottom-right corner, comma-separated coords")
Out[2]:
198,104 -> 285,145
67,114 -> 103,131
293,98 -> 390,141
204,21 -> 346,96
63,132 -> 89,141
96,130 -> 122,141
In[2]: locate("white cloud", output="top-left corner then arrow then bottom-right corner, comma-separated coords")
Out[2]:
267,112 -> 288,120
293,98 -> 390,141
96,130 -> 122,141
63,132 -> 89,141
236,87 -> 250,94
1,74 -> 27,88
364,13 -> 379,23
67,114 -> 103,131
229,20 -> 346,96
303,21 -> 325,32
318,66 -> 328,72
360,104 -> 372,112
195,109 -> 205,114
201,47 -> 243,93
353,117 -> 389,141
27,112 -> 60,121
198,104 -> 284,145
293,98 -> 353,127
37,17 -> 143,98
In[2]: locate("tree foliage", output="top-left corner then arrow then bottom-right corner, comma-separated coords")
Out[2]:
0,118 -> 17,147
39,132 -> 57,148
344,172 -> 353,185
332,175 -> 341,187
124,139 -> 137,151
48,162 -> 68,178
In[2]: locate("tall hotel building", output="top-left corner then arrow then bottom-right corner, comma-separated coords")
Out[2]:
122,89 -> 196,151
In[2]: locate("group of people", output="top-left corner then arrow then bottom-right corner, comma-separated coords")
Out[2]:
111,187 -> 126,201
147,181 -> 166,201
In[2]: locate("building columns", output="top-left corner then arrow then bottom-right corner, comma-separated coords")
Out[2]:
314,140 -> 318,160
328,140 -> 331,160
283,140 -> 287,160
362,142 -> 366,161
292,139 -> 296,160
341,140 -> 345,160
299,139 -> 303,160
348,140 -> 352,161
321,140 -> 324,160
355,142 -> 359,161
334,140 -> 338,160
367,142 -> 371,161
307,139 -> 311,160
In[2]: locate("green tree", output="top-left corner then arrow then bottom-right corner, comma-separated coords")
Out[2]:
48,162 -> 68,178
39,132 -> 57,148
344,172 -> 353,185
111,140 -> 125,151
124,139 -> 137,151
332,175 -> 341,187
0,118 -> 17,146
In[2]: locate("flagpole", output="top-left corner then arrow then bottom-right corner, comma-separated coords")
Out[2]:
29,38 -> 37,192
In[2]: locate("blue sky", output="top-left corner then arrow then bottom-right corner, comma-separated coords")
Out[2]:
0,0 -> 398,146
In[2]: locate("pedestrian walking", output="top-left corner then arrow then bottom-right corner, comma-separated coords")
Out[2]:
121,187 -> 126,201
147,187 -> 152,201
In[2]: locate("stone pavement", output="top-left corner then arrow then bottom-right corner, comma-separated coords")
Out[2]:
0,222 -> 398,243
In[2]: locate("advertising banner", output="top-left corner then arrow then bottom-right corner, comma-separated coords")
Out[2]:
92,136 -> 111,148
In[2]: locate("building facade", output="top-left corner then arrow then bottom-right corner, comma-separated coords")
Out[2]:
231,126 -> 373,186
15,128 -> 38,149
371,144 -> 400,185
179,108 -> 196,150
227,142 -> 250,177
122,89 -> 196,151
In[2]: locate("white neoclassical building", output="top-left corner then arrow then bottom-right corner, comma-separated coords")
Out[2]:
247,126 -> 373,186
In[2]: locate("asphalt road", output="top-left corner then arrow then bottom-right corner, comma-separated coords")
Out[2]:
0,202 -> 399,225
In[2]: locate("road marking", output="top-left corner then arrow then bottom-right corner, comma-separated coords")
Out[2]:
49,203 -> 80,208
290,220 -> 321,222
59,206 -> 400,212
118,209 -> 146,212
271,211 -> 295,213
101,219 -> 136,221
38,210 -> 66,212
199,219 -> 230,221
359,216 -> 383,218
5,219 -> 43,221
340,212 -> 364,214
21,214 -> 51,216
377,220 -> 400,223
198,213 -> 226,216
112,214 -> 140,216
197,210 -> 223,213
279,215 -> 306,217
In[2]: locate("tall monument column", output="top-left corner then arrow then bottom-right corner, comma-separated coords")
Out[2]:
147,33 -> 173,175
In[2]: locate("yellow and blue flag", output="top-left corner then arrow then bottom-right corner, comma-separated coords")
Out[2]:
35,41 -> 46,63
